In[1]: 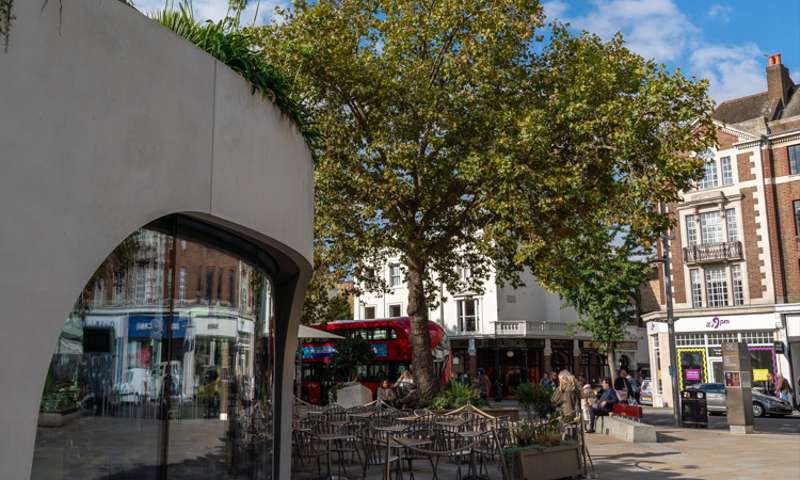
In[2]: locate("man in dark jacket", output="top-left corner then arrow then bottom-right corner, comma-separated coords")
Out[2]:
587,377 -> 618,433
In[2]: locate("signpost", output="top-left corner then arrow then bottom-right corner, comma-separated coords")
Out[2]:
722,342 -> 754,434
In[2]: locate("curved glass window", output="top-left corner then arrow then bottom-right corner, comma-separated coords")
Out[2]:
32,217 -> 276,479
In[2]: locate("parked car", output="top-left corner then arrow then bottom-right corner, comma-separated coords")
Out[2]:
117,367 -> 149,403
688,383 -> 793,417
639,378 -> 653,406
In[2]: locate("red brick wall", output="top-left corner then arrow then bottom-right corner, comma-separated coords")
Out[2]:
716,129 -> 739,150
668,204 -> 686,304
737,151 -> 755,181
740,187 -> 765,299
763,140 -> 800,302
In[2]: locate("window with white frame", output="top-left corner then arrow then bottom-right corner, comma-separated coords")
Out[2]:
457,298 -> 479,332
704,267 -> 729,307
789,144 -> 800,175
388,264 -> 403,287
720,156 -> 734,185
725,208 -> 738,242
676,333 -> 704,346
690,269 -> 703,308
730,264 -> 744,306
699,211 -> 722,244
707,332 -> 737,345
698,158 -> 719,189
741,331 -> 772,344
458,266 -> 472,281
652,335 -> 661,392
389,304 -> 402,317
93,278 -> 105,306
178,267 -> 187,302
364,305 -> 376,320
685,215 -> 697,246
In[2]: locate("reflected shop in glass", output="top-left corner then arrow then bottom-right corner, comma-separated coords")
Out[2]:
31,216 -> 281,479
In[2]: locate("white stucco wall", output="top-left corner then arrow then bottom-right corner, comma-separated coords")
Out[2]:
0,1 -> 313,478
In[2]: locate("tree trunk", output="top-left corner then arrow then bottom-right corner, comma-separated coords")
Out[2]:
607,346 -> 617,382
405,257 -> 437,401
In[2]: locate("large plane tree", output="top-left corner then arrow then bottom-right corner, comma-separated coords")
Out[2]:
255,0 -> 715,400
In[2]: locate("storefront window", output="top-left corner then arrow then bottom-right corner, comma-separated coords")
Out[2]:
31,217 -> 277,479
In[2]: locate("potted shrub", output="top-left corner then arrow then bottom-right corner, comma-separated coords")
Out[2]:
38,382 -> 81,427
504,416 -> 582,480
430,381 -> 487,411
514,382 -> 553,418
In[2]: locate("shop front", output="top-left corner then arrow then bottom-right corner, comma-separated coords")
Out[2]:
666,313 -> 782,392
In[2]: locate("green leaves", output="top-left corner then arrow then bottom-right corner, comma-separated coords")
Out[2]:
151,1 -> 316,144
330,335 -> 375,382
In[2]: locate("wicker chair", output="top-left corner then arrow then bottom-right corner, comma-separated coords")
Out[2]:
292,428 -> 325,475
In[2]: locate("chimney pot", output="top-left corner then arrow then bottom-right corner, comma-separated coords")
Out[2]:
768,53 -> 782,66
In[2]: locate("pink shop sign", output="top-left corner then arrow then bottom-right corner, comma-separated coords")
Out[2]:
706,317 -> 730,329
685,369 -> 701,381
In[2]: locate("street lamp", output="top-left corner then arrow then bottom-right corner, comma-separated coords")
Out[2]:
659,201 -> 683,427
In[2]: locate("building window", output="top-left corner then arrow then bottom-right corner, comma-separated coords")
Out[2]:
685,215 -> 697,246
698,158 -> 719,189
705,267 -> 729,307
178,267 -> 186,301
388,304 -> 402,317
458,266 -> 472,280
789,145 -> 800,175
720,156 -> 734,185
690,269 -> 703,308
113,271 -> 125,304
699,211 -> 722,244
364,305 -> 376,320
725,208 -> 738,242
457,298 -> 479,332
794,200 -> 800,236
730,264 -> 744,306
93,278 -> 105,306
741,330 -> 772,345
388,264 -> 403,287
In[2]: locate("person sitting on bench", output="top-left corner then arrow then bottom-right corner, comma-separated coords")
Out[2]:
587,377 -> 618,433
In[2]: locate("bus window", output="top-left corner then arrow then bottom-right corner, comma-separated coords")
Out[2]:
389,328 -> 398,339
372,328 -> 387,340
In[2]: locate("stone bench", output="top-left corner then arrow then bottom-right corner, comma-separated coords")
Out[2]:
595,415 -> 658,443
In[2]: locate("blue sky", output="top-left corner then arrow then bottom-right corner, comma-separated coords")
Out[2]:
137,0 -> 800,103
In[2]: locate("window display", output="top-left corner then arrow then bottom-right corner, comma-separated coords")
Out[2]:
31,216 -> 276,479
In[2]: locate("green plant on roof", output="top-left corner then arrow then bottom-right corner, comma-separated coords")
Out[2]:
151,0 -> 316,145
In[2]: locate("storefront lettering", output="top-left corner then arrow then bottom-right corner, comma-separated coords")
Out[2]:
706,316 -> 730,329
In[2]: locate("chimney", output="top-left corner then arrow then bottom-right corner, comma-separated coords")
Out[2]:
766,53 -> 794,106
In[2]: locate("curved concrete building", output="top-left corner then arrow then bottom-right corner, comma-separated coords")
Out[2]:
0,1 -> 313,478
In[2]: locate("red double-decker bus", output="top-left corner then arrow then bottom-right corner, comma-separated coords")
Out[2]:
300,317 -> 451,404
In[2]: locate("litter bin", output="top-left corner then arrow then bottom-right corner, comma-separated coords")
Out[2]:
681,389 -> 708,428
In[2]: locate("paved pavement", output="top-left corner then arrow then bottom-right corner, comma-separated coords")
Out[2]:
641,405 -> 800,435
587,421 -> 800,479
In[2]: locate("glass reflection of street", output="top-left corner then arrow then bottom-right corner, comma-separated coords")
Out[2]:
31,219 -> 276,479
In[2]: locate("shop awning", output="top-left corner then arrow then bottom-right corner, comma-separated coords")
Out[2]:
298,324 -> 343,339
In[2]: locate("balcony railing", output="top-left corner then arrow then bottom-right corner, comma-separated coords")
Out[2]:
683,241 -> 742,265
493,320 -> 585,337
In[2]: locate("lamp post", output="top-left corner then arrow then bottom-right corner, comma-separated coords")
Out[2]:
660,201 -> 683,427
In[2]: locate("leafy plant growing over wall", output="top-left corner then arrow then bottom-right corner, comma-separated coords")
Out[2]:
0,0 -> 14,52
151,1 -> 316,145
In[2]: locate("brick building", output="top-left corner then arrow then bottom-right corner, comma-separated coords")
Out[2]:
644,54 -> 800,407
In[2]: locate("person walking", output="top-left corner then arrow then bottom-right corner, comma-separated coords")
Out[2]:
776,375 -> 792,403
552,370 -> 581,420
627,369 -> 641,404
587,377 -> 618,433
540,372 -> 555,389
614,369 -> 632,403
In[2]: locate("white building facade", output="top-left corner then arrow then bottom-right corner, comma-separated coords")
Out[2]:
354,261 -> 648,397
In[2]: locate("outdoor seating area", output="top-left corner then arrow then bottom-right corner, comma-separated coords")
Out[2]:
292,399 -> 589,480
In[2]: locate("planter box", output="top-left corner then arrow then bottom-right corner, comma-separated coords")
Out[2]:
509,443 -> 581,480
38,409 -> 80,428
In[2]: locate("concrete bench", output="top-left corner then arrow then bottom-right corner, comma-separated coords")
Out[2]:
595,415 -> 658,443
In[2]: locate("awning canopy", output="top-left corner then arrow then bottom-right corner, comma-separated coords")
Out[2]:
298,324 -> 344,339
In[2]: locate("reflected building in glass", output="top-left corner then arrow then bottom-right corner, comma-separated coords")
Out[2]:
32,217 -> 279,479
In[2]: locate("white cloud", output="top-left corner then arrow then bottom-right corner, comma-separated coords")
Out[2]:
133,0 -> 289,25
689,43 -> 766,102
542,0 -> 568,21
562,0 -> 697,62
708,4 -> 733,23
